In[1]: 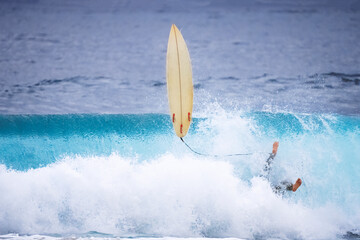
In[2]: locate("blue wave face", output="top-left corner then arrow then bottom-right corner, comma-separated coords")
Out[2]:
0,112 -> 359,239
0,114 -> 175,170
2,113 -> 358,170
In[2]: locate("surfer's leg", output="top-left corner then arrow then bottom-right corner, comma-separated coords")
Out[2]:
263,142 -> 279,177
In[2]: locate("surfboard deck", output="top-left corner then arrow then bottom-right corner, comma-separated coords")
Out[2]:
166,24 -> 193,138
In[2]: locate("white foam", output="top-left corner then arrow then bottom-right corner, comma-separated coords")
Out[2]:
0,153 -> 352,239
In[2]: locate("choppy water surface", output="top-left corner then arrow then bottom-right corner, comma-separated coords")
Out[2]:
0,0 -> 360,240
0,0 -> 359,114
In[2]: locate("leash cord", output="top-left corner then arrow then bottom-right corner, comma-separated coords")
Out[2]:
180,137 -> 258,157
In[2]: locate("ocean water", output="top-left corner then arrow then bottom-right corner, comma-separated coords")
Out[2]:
1,0 -> 360,240
0,112 -> 360,240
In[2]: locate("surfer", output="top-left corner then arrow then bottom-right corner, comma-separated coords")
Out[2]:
264,141 -> 302,193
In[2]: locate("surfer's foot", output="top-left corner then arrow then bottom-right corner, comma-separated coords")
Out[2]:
272,141 -> 279,156
292,178 -> 302,192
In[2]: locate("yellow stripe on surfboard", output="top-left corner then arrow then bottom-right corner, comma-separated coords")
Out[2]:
166,24 -> 193,138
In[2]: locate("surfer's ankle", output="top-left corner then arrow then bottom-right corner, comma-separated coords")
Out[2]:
292,178 -> 302,192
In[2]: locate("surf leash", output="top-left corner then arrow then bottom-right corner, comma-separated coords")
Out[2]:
180,137 -> 259,157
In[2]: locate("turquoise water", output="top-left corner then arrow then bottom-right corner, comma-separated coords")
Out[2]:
0,114 -> 175,170
0,112 -> 359,239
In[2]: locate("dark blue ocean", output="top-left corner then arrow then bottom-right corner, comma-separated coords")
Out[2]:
0,0 -> 359,240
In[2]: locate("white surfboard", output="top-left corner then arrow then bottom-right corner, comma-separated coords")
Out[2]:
166,24 -> 193,138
